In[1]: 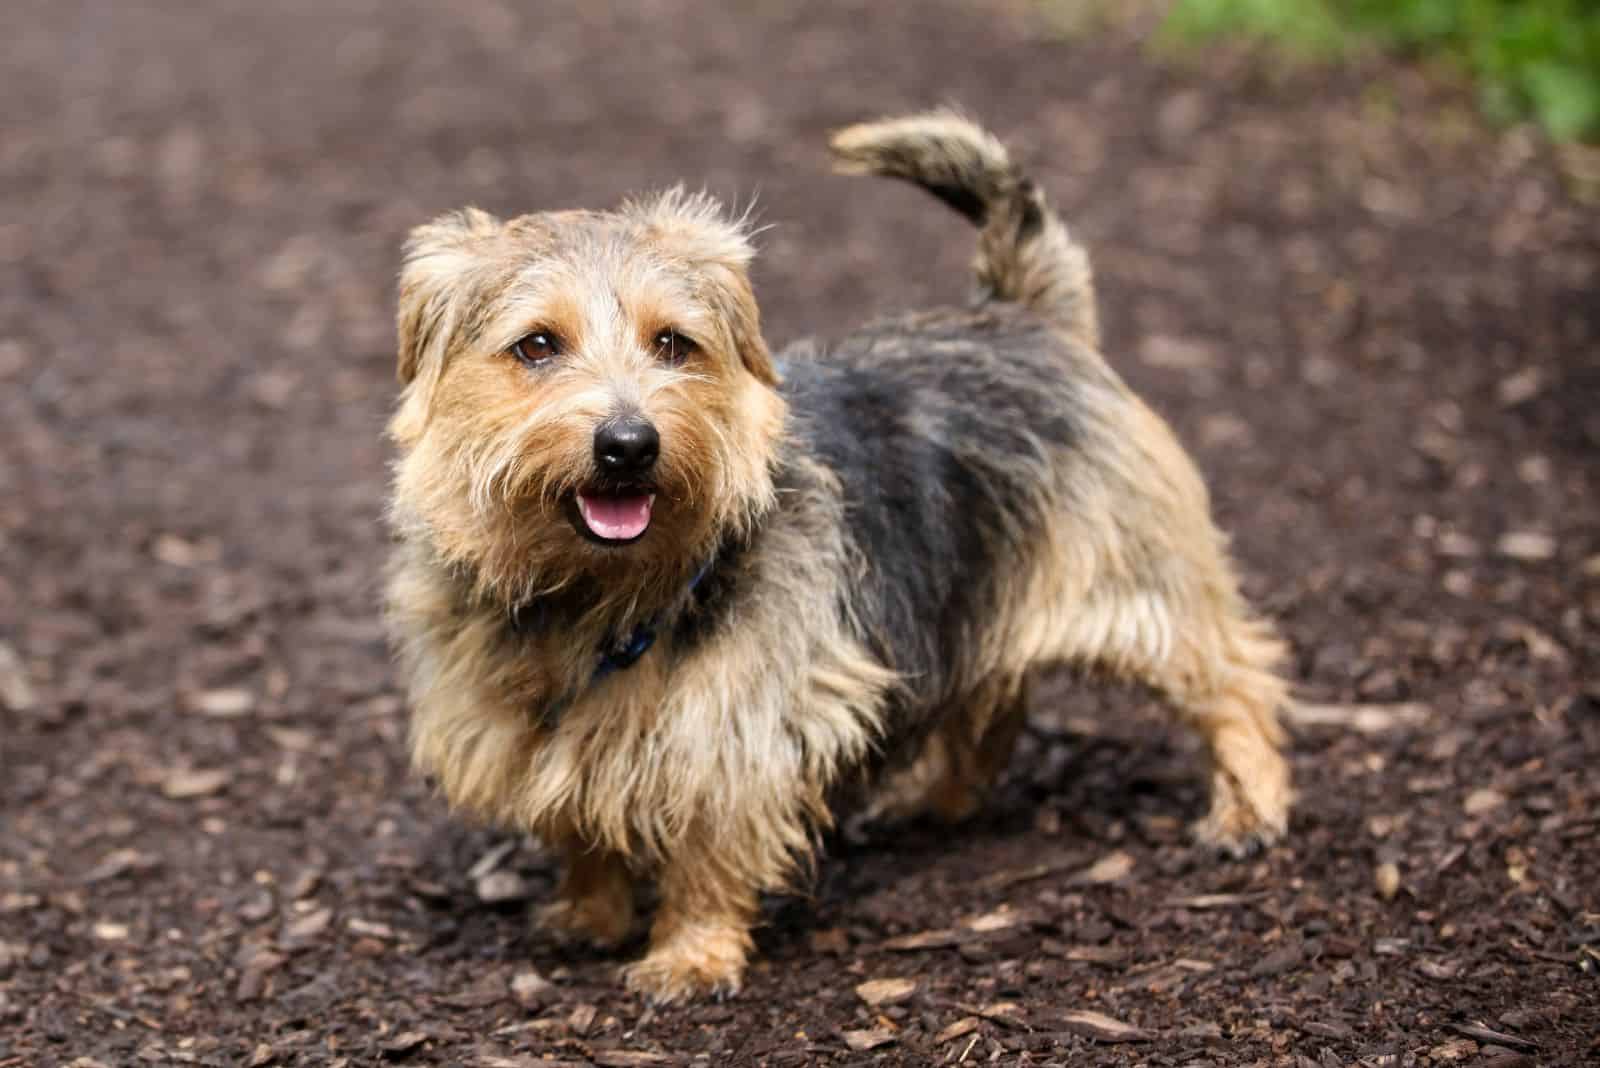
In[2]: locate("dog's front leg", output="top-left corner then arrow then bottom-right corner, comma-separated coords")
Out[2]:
536,833 -> 637,949
622,841 -> 757,1004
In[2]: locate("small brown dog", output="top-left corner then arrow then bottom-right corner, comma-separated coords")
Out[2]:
385,112 -> 1290,1003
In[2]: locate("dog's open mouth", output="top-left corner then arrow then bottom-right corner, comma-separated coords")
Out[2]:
574,488 -> 655,544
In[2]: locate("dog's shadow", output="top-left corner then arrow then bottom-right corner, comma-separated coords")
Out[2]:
758,681 -> 1210,952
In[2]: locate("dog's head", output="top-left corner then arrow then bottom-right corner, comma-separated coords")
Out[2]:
389,191 -> 784,602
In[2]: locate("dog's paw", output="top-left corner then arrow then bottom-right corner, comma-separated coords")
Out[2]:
1192,809 -> 1279,858
535,896 -> 634,950
1192,765 -> 1290,857
621,932 -> 747,1005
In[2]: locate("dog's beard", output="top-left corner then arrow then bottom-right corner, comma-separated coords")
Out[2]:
435,429 -> 724,607
396,375 -> 781,611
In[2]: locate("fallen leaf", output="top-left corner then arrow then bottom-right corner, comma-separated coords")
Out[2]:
1416,957 -> 1459,980
1494,620 -> 1567,662
190,688 -> 254,718
590,1053 -> 678,1067
1427,1037 -> 1479,1062
568,1003 -> 597,1037
880,929 -> 964,951
1164,892 -> 1263,910
266,726 -> 316,751
975,856 -> 1081,890
1436,532 -> 1482,558
1139,334 -> 1218,371
1201,413 -> 1253,447
346,917 -> 396,940
407,878 -> 450,902
286,868 -> 323,900
855,977 -> 916,1006
970,1001 -> 1026,1027
238,891 -> 275,923
380,1031 -> 428,1057
1297,1019 -> 1354,1040
1284,701 -> 1430,733
1047,943 -> 1127,964
1445,1023 -> 1538,1054
0,642 -> 37,712
935,1017 -> 981,1043
475,871 -> 530,904
236,949 -> 286,1001
437,971 -> 508,1009
511,969 -> 553,1009
841,1027 -> 897,1051
81,848 -> 158,885
1496,367 -> 1542,407
93,921 -> 129,941
467,841 -> 517,880
1506,849 -> 1530,887
1464,788 -> 1506,816
1059,1009 -> 1152,1043
1073,850 -> 1133,885
161,768 -> 232,799
1375,861 -> 1401,901
1496,531 -> 1555,561
1,893 -> 41,914
963,906 -> 1020,932
152,533 -> 201,567
281,907 -> 333,947
1132,960 -> 1209,993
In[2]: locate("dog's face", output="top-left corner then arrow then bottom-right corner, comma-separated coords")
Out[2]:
389,192 -> 784,601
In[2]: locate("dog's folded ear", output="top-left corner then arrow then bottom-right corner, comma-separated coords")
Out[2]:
392,208 -> 501,440
703,263 -> 777,387
397,207 -> 500,386
629,189 -> 778,387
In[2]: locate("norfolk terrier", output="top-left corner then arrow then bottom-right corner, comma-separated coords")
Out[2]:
384,112 -> 1291,1003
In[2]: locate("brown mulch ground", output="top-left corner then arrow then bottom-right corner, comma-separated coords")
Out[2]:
2,1 -> 1597,1065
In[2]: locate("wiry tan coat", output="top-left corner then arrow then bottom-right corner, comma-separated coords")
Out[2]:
385,111 -> 1291,1002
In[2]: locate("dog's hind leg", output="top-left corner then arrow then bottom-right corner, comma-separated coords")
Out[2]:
1053,566 -> 1291,855
536,828 -> 637,949
868,675 -> 1029,825
1137,601 -> 1290,854
1176,617 -> 1291,853
1026,411 -> 1292,854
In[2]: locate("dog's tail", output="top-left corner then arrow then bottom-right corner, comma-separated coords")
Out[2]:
829,110 -> 1098,349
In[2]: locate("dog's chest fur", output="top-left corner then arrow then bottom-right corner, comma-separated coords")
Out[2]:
399,307 -> 1115,869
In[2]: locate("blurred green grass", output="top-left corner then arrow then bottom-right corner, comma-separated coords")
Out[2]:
1162,0 -> 1600,141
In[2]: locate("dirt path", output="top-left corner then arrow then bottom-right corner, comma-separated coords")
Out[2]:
2,1 -> 1596,1065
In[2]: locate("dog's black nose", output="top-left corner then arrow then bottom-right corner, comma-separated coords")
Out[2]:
594,417 -> 660,476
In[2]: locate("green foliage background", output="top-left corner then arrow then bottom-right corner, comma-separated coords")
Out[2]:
1163,0 -> 1600,141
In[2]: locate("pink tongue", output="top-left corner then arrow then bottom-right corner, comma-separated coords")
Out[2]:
578,492 -> 653,540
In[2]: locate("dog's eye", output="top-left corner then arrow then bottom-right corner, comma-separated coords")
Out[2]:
511,332 -> 561,366
652,329 -> 697,366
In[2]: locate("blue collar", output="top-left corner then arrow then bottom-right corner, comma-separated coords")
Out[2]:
511,554 -> 719,724
588,555 -> 714,681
